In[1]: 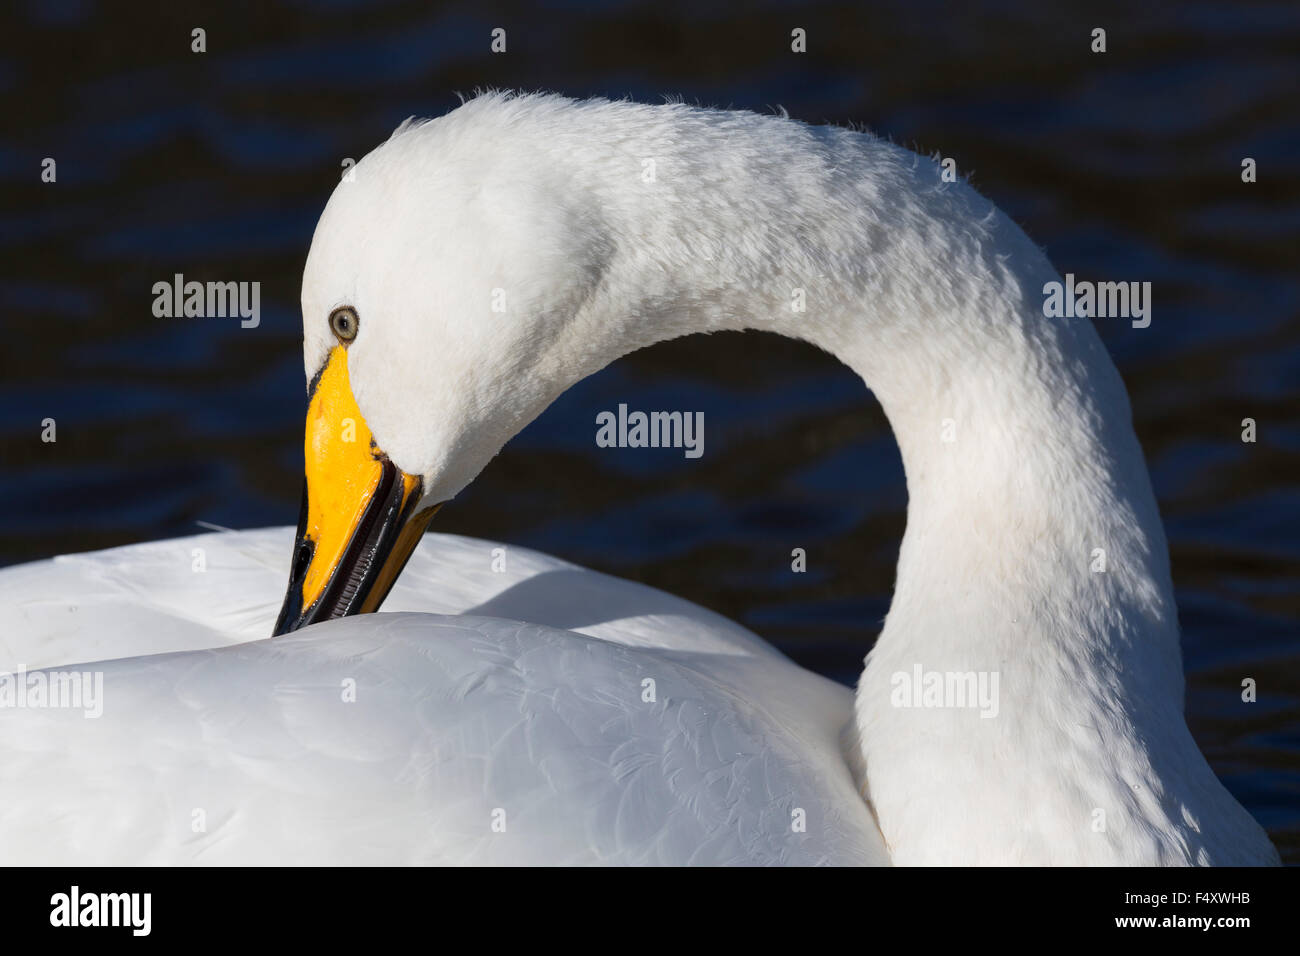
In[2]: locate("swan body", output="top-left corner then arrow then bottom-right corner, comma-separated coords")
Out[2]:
0,529 -> 884,865
1,93 -> 1277,865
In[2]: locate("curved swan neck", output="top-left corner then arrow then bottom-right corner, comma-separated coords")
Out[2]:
352,95 -> 1272,863
553,102 -> 1181,674
496,96 -> 1272,863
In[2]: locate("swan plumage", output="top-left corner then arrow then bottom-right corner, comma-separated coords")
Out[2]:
1,92 -> 1278,865
0,529 -> 884,865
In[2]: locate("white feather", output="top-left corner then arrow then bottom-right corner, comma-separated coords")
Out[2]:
0,531 -> 883,865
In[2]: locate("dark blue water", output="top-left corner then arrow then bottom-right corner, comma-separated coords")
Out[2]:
1,0 -> 1296,859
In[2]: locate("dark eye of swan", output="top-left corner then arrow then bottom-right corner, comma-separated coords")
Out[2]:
329,306 -> 359,343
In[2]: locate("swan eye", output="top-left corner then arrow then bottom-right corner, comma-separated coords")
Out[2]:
329,306 -> 359,343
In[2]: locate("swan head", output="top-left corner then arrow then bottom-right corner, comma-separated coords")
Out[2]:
274,106 -> 611,634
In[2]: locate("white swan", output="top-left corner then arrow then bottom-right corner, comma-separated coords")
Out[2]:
0,93 -> 1277,865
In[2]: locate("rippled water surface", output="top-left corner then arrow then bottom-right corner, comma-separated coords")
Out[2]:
1,1 -> 1297,859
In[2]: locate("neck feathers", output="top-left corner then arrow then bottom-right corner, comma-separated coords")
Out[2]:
459,94 -> 1273,863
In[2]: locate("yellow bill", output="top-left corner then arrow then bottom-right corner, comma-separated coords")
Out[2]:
273,345 -> 439,635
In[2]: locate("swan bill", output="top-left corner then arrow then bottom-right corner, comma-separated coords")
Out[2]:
272,345 -> 438,636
